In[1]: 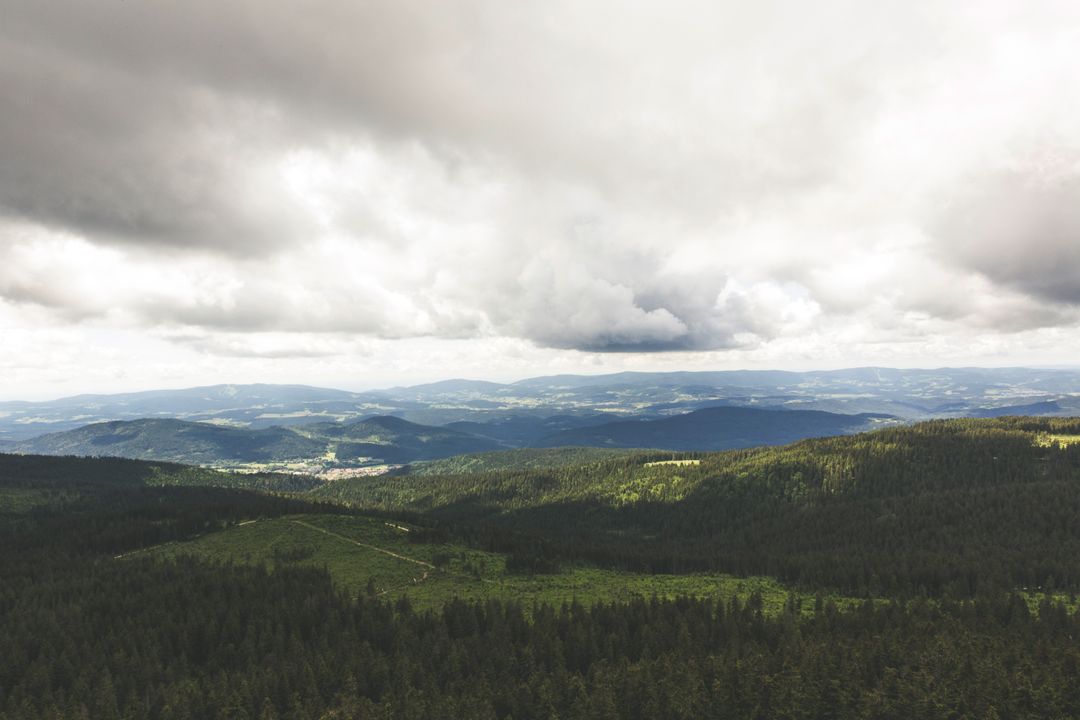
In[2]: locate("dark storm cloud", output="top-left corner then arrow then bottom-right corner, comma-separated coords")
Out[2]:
933,167 -> 1080,306
0,0 -> 889,256
0,29 -> 310,254
488,262 -> 785,353
0,0 -> 463,254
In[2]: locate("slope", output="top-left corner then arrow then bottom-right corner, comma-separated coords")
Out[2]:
316,417 -> 1080,597
299,415 -> 502,462
11,415 -> 502,466
11,419 -> 324,464
537,406 -> 896,450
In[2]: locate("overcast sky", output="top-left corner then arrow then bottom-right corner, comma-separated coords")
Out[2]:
3,1 -> 1080,399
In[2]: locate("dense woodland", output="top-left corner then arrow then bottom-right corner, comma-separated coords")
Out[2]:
7,554 -> 1080,720
320,418 -> 1080,596
5,419 -> 1080,718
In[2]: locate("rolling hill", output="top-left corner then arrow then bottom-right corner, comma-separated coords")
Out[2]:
401,446 -> 645,475
315,416 -> 1080,597
9,418 -> 327,464
15,442 -> 1080,719
0,383 -> 401,441
297,415 -> 502,463
9,405 -> 893,467
535,406 -> 896,450
10,415 -> 502,466
7,367 -> 1080,442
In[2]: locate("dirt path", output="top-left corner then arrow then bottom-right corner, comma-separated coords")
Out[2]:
113,547 -> 156,560
290,519 -> 435,569
375,569 -> 432,597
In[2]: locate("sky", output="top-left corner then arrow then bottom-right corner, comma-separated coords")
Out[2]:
3,1 -> 1080,400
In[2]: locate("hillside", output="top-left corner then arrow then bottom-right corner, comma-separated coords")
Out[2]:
443,414 -> 618,446
9,447 -> 1080,720
0,383 -> 399,441
11,418 -> 326,464
8,423 -> 1080,717
5,406 -> 893,467
298,415 -> 502,462
536,406 -> 896,450
13,415 -> 1080,599
10,415 -> 501,466
402,446 -> 647,475
316,417 -> 1080,597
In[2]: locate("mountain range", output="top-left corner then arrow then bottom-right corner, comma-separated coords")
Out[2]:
6,406 -> 896,467
3,366 -> 1080,467
535,406 -> 893,450
7,415 -> 501,466
4,366 -> 1080,442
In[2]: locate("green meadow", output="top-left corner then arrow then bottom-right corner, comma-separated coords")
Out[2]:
136,512 -> 859,614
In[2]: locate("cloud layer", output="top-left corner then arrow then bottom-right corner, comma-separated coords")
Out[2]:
3,1 -> 1080,394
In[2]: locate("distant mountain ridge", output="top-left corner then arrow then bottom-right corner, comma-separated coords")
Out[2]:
536,406 -> 895,451
3,367 -> 1080,443
7,419 -> 319,464
10,415 -> 501,466
0,383 -> 396,441
297,416 -> 503,463
9,405 -> 899,468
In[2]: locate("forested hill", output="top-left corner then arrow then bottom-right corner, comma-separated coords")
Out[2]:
295,415 -> 502,462
318,417 -> 1080,597
535,405 -> 894,450
401,446 -> 645,475
7,425 -> 1080,717
9,415 -> 501,466
9,419 -> 325,464
8,406 -> 899,469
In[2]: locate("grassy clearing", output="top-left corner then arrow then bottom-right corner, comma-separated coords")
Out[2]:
1034,433 -> 1080,448
643,459 -> 701,467
1021,590 -> 1080,614
135,512 -> 862,614
142,516 -> 430,598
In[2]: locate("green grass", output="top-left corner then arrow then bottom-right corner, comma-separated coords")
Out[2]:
1021,590 -> 1080,614
139,516 -> 429,599
1034,433 -> 1080,448
134,512 -> 861,613
643,459 -> 701,467
403,566 -> 834,615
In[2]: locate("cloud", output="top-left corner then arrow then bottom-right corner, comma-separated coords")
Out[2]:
3,0 -> 1080,375
0,0 -> 925,254
161,329 -> 368,359
933,163 -> 1080,306
0,37 -> 309,254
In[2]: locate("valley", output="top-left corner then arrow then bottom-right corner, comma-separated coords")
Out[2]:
6,414 -> 1080,718
5,367 -> 1080,442
6,368 -> 1080,478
